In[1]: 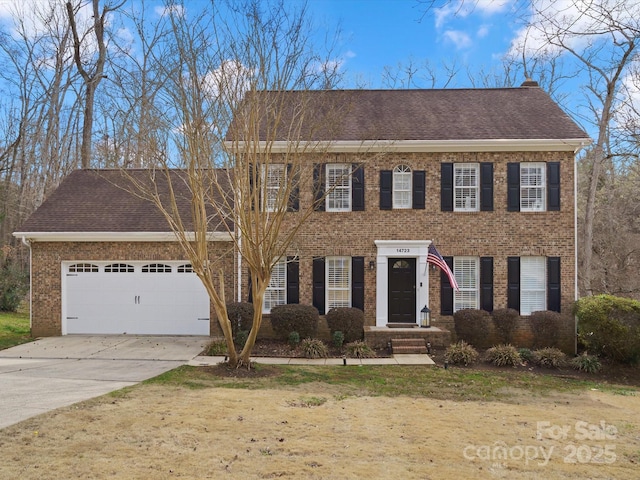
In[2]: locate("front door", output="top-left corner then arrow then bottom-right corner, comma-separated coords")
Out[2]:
388,258 -> 416,323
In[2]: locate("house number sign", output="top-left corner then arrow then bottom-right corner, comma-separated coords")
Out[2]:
396,248 -> 411,253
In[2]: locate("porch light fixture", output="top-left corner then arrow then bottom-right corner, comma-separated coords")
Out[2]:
420,305 -> 431,328
369,260 -> 375,270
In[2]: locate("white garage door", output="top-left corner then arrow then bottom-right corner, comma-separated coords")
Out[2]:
62,261 -> 210,335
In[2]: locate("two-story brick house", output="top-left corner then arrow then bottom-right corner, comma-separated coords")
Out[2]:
15,81 -> 590,347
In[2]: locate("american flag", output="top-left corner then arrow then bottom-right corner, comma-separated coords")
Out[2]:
427,244 -> 460,292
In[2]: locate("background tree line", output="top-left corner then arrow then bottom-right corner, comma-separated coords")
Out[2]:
0,0 -> 638,314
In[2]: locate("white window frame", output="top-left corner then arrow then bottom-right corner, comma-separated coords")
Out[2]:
263,257 -> 287,314
392,164 -> 412,209
521,256 -> 546,315
326,164 -> 351,212
261,164 -> 286,213
326,256 -> 351,310
520,163 -> 546,212
454,163 -> 479,212
453,257 -> 479,312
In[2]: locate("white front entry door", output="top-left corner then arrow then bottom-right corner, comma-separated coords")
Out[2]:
62,261 -> 210,335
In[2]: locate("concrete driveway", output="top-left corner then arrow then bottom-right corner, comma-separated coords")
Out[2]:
0,335 -> 208,430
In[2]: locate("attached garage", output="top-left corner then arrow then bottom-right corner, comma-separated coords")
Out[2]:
62,261 -> 210,335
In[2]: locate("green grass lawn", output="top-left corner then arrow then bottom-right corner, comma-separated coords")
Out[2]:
0,311 -> 32,350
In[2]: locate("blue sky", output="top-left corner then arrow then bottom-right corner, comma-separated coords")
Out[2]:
304,0 -> 519,88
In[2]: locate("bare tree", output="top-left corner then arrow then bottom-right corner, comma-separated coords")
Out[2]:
122,0 -> 347,368
65,0 -> 124,168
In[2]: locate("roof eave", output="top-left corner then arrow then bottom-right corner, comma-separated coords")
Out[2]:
13,231 -> 234,242
225,138 -> 592,154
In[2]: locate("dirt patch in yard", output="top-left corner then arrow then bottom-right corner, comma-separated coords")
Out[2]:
0,365 -> 639,479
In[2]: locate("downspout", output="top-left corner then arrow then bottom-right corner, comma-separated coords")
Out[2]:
237,231 -> 242,303
573,146 -> 581,355
21,236 -> 32,331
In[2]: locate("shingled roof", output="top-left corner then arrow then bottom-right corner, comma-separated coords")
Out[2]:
16,169 -> 233,235
227,82 -> 589,143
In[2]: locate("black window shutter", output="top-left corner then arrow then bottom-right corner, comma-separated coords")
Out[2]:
547,257 -> 561,312
312,257 -> 326,314
286,256 -> 299,304
441,163 -> 453,211
247,272 -> 253,303
412,170 -> 426,209
380,170 -> 392,210
351,257 -> 365,311
480,163 -> 494,212
507,163 -> 520,212
547,162 -> 561,211
480,257 -> 494,312
507,257 -> 521,311
287,164 -> 299,212
313,164 -> 325,211
352,164 -> 365,211
249,163 -> 256,211
440,256 -> 454,315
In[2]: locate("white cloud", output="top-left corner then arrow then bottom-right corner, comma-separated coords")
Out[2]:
477,24 -> 490,38
435,0 -> 510,29
443,30 -> 473,50
154,4 -> 185,18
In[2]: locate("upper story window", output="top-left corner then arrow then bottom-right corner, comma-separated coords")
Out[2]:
453,257 -> 479,311
263,257 -> 286,313
262,164 -> 286,213
392,165 -> 412,209
326,164 -> 352,212
454,163 -> 479,211
520,163 -> 546,212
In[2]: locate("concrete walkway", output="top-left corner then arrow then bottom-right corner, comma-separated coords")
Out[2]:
0,336 -> 208,430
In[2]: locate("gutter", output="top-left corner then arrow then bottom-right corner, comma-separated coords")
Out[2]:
20,236 -> 32,332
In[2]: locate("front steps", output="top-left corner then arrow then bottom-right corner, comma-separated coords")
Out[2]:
364,326 -> 451,351
391,338 -> 428,354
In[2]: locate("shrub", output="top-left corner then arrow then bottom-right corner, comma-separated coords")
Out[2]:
226,302 -> 254,336
570,353 -> 602,374
574,294 -> 640,364
453,309 -> 492,348
346,340 -> 376,358
532,348 -> 567,369
518,348 -> 534,363
300,338 -> 329,359
325,307 -> 365,343
530,311 -> 564,349
491,308 -> 519,344
288,331 -> 300,347
485,344 -> 521,367
204,338 -> 227,356
0,246 -> 28,312
332,331 -> 345,349
444,341 -> 479,366
234,330 -> 249,349
270,304 -> 319,340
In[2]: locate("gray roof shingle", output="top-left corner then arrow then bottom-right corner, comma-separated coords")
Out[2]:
17,169 -> 232,233
228,85 -> 589,142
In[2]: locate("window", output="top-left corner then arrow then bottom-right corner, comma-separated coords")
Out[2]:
520,163 -> 546,211
104,263 -> 134,273
69,263 -> 98,273
326,256 -> 351,310
392,165 -> 412,209
177,264 -> 193,273
521,257 -> 546,315
326,164 -> 351,211
453,257 -> 479,311
262,164 -> 286,212
142,263 -> 171,273
263,258 -> 286,313
454,163 -> 479,211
